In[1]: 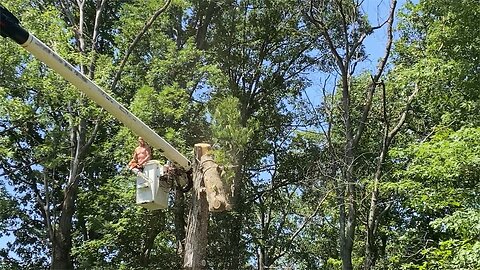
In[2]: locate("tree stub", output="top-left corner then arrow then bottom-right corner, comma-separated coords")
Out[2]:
195,143 -> 231,212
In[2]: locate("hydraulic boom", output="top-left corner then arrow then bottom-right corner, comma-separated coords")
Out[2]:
0,4 -> 191,170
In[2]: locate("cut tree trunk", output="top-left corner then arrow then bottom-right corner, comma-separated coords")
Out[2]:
183,144 -> 210,270
200,153 -> 230,212
183,143 -> 231,269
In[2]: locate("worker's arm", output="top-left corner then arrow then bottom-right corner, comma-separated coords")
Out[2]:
128,149 -> 138,169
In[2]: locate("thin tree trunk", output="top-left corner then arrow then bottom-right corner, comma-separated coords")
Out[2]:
258,248 -> 265,270
51,116 -> 86,269
341,65 -> 356,270
226,153 -> 245,270
175,189 -> 187,258
364,82 -> 418,270
364,166 -> 382,269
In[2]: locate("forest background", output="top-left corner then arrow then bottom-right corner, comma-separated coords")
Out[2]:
0,0 -> 479,269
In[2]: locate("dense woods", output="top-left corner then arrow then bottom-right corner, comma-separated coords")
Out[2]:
0,0 -> 479,269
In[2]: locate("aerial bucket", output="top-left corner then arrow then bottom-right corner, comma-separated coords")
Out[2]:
135,160 -> 170,210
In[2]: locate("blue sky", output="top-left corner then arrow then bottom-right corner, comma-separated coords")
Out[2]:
305,0 -> 412,107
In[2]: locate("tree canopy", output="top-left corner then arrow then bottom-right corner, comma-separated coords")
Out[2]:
1,0 -> 478,269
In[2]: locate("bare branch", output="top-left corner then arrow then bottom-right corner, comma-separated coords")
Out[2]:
386,82 -> 419,145
307,1 -> 345,71
353,0 -> 397,148
111,0 -> 172,92
372,0 -> 397,82
335,0 -> 350,59
352,76 -> 376,148
88,0 -> 107,78
271,190 -> 332,262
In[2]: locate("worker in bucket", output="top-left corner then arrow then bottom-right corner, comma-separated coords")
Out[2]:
128,137 -> 151,172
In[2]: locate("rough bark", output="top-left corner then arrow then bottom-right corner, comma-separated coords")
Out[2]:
174,189 -> 187,258
183,144 -> 210,270
200,154 -> 231,212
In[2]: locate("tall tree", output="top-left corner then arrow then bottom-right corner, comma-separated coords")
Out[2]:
0,0 -> 174,268
372,0 -> 480,268
205,0 -> 319,268
305,0 -> 400,269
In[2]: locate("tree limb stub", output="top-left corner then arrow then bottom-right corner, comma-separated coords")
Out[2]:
195,143 -> 231,212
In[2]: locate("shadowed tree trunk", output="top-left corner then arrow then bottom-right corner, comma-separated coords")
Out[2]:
49,1 -> 103,268
183,143 -> 229,269
183,144 -> 210,270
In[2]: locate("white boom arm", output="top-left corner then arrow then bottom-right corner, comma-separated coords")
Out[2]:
20,34 -> 191,170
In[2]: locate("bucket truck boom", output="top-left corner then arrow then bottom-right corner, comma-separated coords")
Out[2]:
0,4 -> 191,170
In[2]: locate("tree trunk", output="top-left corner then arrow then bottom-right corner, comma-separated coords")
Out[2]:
50,116 -> 84,270
364,186 -> 378,270
340,68 -> 356,270
174,189 -> 187,257
183,144 -> 210,270
306,0 -> 397,268
364,80 -> 417,270
338,169 -> 356,270
258,247 -> 266,270
224,153 -> 245,270
50,2 -> 87,268
51,187 -> 77,270
364,149 -> 385,270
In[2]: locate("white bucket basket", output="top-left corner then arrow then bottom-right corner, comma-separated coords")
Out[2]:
136,160 -> 170,210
